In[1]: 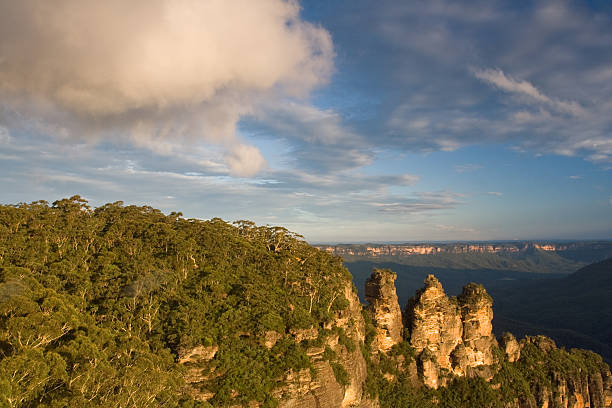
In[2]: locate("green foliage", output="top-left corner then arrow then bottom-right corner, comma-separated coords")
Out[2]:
335,327 -> 356,353
330,362 -> 350,387
0,197 -> 353,406
437,377 -> 501,408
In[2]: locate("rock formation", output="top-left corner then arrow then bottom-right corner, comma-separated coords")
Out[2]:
404,274 -> 497,387
180,270 -> 612,408
365,268 -> 404,353
275,283 -> 376,408
517,336 -> 612,408
499,332 -> 521,363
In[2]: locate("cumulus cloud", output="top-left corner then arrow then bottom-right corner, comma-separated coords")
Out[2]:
224,145 -> 267,177
0,0 -> 334,176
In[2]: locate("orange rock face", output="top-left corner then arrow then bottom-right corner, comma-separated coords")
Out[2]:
405,275 -> 497,388
365,269 -> 404,353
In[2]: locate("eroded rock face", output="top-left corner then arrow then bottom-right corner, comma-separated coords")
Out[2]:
404,275 -> 497,388
405,274 -> 463,374
278,282 -> 376,408
500,332 -> 521,363
513,336 -> 612,408
365,269 -> 404,353
456,282 -> 496,375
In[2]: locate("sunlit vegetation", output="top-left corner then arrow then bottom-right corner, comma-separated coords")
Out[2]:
0,197 -> 352,407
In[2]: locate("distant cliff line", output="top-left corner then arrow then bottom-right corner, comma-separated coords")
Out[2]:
316,241 -> 612,258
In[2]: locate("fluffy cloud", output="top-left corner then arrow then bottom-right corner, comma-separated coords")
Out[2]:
224,145 -> 267,178
0,0 -> 333,176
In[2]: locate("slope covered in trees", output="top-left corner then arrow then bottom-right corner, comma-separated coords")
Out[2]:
0,197 -> 353,407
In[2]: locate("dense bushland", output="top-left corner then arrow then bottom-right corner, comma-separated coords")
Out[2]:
0,197 -> 351,407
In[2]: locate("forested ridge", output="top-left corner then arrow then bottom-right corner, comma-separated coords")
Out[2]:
1,197 -> 610,408
0,196 -> 352,407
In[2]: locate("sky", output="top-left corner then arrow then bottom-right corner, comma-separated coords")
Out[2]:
1,0 -> 611,243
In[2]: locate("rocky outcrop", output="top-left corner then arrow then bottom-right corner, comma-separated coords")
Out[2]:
180,269 -> 612,408
277,282 -> 376,408
365,268 -> 404,353
500,332 -> 521,363
513,336 -> 612,408
404,275 -> 497,388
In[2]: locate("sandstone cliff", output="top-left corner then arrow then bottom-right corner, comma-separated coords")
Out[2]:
316,242 -> 612,258
274,283 -> 375,408
404,274 -> 496,387
179,281 -> 376,408
365,268 -> 403,353
501,336 -> 612,408
179,270 -> 612,408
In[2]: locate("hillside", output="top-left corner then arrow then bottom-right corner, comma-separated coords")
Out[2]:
0,197 -> 365,407
1,197 -> 611,407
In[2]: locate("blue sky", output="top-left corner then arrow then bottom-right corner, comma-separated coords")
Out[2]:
1,0 -> 611,242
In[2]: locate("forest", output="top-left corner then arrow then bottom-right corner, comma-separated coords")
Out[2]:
0,196 -> 352,406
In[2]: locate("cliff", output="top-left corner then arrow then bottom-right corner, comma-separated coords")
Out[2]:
316,242 -> 612,259
403,274 -> 496,388
365,272 -> 612,408
365,269 -> 403,353
129,265 -> 612,408
178,280 -> 377,408
273,283 -> 375,408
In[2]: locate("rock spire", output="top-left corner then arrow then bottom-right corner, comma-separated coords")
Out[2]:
404,274 -> 497,388
365,268 -> 404,353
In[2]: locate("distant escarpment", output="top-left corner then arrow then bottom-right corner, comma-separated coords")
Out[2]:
0,197 -> 610,407
317,242 -> 612,260
318,241 -> 612,274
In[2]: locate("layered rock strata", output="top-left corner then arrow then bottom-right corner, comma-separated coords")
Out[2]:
365,268 -> 404,353
404,275 -> 497,388
275,283 -> 375,408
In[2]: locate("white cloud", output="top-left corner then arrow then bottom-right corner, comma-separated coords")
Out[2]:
254,101 -> 357,145
0,0 -> 334,176
569,175 -> 582,180
224,144 -> 268,177
371,191 -> 463,214
474,68 -> 585,116
487,191 -> 503,196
